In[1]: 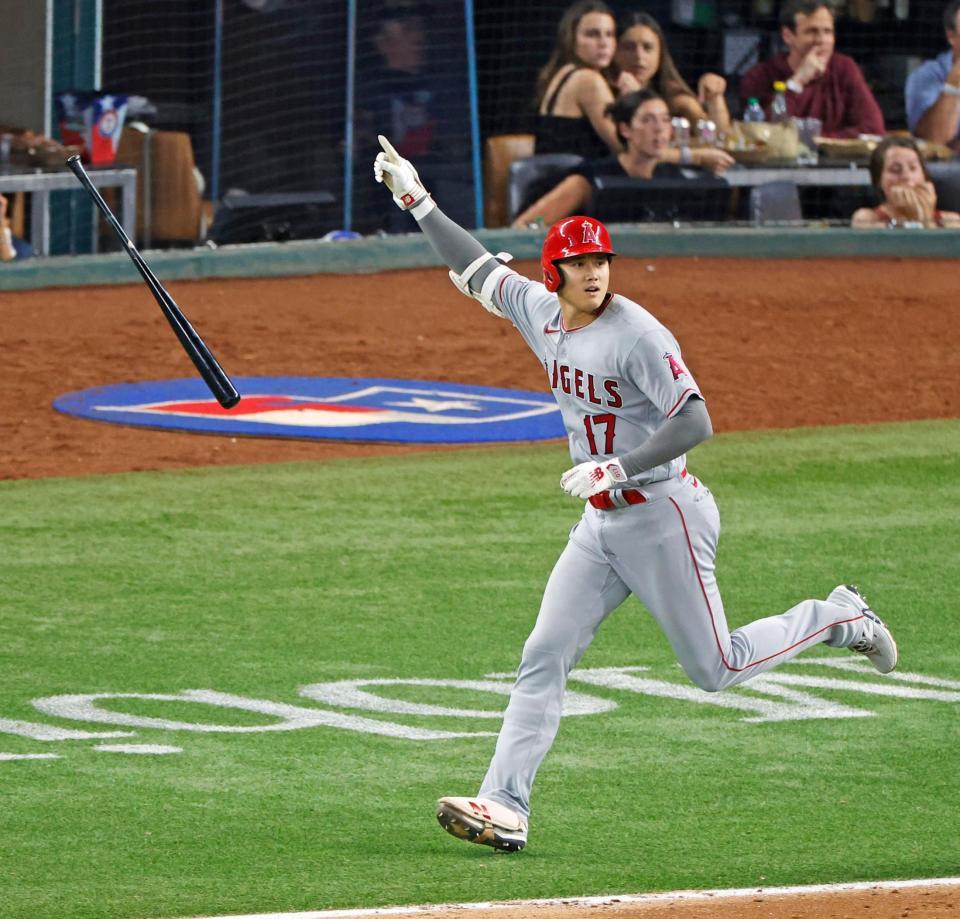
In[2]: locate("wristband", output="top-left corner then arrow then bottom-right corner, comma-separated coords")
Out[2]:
786,78 -> 803,94
942,82 -> 960,97
410,195 -> 436,220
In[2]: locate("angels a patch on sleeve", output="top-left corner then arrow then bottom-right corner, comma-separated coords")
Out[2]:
663,352 -> 687,381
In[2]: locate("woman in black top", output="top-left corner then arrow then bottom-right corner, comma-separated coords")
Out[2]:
514,89 -> 711,227
534,1 -> 638,159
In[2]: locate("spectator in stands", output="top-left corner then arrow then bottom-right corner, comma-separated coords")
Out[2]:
615,13 -> 732,139
367,3 -> 441,162
513,89 -> 723,227
354,0 -> 471,231
0,194 -> 31,261
739,0 -> 885,138
905,0 -> 960,151
534,1 -> 637,159
851,136 -> 960,227
614,13 -> 733,174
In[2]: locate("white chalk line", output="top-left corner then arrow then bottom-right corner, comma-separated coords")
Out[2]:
181,876 -> 960,919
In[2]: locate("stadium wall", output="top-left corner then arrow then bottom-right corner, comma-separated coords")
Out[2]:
1,228 -> 959,292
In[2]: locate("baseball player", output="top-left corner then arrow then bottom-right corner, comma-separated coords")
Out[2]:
374,135 -> 898,854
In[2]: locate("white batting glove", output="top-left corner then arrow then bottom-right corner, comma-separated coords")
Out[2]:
560,458 -> 628,498
373,134 -> 434,216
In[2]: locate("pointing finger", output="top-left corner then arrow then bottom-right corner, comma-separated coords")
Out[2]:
378,134 -> 400,160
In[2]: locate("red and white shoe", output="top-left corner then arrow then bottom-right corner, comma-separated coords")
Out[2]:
436,796 -> 528,852
830,584 -> 898,674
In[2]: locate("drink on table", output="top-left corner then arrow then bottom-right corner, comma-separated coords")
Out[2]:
770,81 -> 789,123
743,97 -> 765,123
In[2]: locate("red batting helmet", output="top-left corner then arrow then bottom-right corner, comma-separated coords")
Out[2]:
540,216 -> 616,292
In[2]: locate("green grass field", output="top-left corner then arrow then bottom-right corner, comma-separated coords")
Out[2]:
1,419 -> 958,919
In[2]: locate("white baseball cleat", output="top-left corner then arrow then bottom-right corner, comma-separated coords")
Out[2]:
436,796 -> 528,852
829,584 -> 898,674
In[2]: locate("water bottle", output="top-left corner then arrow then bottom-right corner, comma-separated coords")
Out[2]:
743,97 -> 765,123
671,116 -> 691,147
770,81 -> 789,123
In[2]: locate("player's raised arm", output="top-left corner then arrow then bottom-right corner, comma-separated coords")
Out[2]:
374,135 -> 513,318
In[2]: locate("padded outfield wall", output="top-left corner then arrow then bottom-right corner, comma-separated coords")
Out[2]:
2,227 -> 960,291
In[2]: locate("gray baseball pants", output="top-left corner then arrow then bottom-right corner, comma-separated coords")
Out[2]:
478,473 -> 867,819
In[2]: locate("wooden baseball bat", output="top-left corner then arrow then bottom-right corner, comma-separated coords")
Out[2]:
66,154 -> 241,409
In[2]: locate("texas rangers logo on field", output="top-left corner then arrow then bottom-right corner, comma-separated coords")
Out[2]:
663,352 -> 686,380
53,377 -> 565,445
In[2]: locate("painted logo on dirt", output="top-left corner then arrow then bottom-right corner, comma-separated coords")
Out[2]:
53,377 -> 565,444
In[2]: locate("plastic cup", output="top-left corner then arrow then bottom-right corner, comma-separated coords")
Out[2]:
792,118 -> 822,164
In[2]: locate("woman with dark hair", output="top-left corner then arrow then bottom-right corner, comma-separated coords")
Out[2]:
852,136 -> 960,227
534,1 -> 638,159
616,13 -> 731,133
615,13 -> 732,173
513,89 -> 713,227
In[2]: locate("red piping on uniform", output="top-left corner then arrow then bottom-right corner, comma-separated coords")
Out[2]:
498,273 -> 512,303
592,293 -> 613,320
666,389 -> 698,418
668,496 -> 865,674
550,293 -> 613,334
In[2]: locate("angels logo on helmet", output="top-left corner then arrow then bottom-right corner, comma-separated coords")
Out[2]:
580,221 -> 602,246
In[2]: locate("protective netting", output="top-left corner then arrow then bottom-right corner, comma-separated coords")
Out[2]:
96,0 -> 954,238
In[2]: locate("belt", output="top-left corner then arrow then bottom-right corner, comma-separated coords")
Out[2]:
588,468 -> 688,511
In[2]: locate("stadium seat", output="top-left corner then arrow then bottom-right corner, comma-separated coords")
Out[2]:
115,126 -> 204,246
749,180 -> 803,225
483,133 -> 535,227
508,153 -> 584,224
927,161 -> 960,212
592,174 -> 733,223
207,191 -> 338,245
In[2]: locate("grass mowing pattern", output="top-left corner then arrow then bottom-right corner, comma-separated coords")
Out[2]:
0,419 -> 958,919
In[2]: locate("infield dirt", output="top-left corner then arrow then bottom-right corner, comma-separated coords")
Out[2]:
1,256 -> 956,918
389,882 -> 959,918
2,257 -> 957,481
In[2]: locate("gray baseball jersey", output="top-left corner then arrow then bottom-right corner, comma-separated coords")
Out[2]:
494,272 -> 699,485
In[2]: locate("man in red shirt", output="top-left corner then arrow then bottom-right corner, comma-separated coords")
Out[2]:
739,0 -> 885,138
